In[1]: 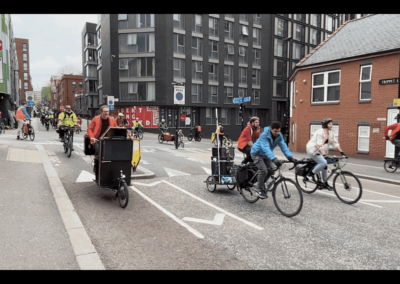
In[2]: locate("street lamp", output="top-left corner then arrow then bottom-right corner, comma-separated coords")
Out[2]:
171,81 -> 185,149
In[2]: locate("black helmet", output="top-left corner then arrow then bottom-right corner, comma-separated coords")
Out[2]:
322,118 -> 333,128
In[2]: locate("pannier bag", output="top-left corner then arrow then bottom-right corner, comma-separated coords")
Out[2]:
295,164 -> 311,176
233,164 -> 249,188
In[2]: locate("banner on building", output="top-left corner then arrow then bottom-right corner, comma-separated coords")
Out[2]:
0,57 -> 3,84
173,86 -> 185,105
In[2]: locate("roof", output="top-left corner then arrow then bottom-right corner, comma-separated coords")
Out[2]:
297,14 -> 400,68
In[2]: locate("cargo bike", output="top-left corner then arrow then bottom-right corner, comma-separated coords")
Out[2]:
158,127 -> 176,144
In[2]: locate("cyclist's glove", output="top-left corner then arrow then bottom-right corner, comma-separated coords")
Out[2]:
272,158 -> 283,168
385,136 -> 390,140
340,151 -> 346,156
287,157 -> 297,163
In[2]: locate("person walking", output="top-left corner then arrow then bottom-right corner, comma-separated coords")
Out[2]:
237,116 -> 261,164
15,102 -> 31,140
384,119 -> 400,160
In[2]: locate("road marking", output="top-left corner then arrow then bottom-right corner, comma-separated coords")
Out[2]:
359,200 -> 400,203
314,191 -> 383,208
164,167 -> 191,177
346,163 -> 383,169
132,180 -> 264,230
141,159 -> 149,164
76,170 -> 96,183
202,166 -> 211,175
130,185 -> 204,239
183,213 -> 225,226
362,189 -> 400,199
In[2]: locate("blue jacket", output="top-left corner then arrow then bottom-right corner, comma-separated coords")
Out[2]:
19,105 -> 31,120
250,126 -> 292,160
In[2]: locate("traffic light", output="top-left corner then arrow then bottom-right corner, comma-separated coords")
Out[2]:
239,103 -> 245,112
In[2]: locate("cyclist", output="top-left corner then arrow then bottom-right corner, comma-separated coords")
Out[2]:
191,124 -> 201,140
384,118 -> 400,160
54,106 -> 64,130
159,119 -> 168,134
306,118 -> 345,191
76,115 -> 82,129
178,129 -> 184,142
58,105 -> 77,143
216,123 -> 225,147
238,116 -> 261,164
15,102 -> 31,140
116,113 -> 129,127
250,121 -> 296,199
133,117 -> 143,136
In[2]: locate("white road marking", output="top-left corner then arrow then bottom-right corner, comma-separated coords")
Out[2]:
202,166 -> 211,175
185,142 -> 192,145
183,213 -> 225,226
346,163 -> 384,169
141,159 -> 149,164
76,170 -> 96,183
359,200 -> 400,203
314,191 -> 382,208
164,167 -> 191,177
362,189 -> 400,199
132,180 -> 264,230
130,185 -> 204,239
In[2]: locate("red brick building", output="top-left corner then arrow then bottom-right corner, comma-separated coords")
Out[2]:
50,75 -> 60,110
15,38 -> 33,102
289,14 -> 400,160
54,74 -> 82,111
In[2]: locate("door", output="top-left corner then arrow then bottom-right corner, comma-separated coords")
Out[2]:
386,109 -> 398,158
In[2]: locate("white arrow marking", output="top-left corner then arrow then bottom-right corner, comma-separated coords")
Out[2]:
202,166 -> 211,175
164,167 -> 190,177
76,170 -> 96,183
183,213 -> 225,225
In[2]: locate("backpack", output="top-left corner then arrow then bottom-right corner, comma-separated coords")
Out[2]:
233,164 -> 249,189
197,126 -> 201,132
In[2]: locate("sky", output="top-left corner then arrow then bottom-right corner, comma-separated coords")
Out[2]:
11,14 -> 98,91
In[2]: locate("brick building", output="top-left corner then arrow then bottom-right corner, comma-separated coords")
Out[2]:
50,75 -> 60,110
15,38 -> 33,103
55,74 -> 83,111
289,14 -> 400,160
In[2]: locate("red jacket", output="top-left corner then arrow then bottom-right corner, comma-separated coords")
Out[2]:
384,123 -> 400,141
87,115 -> 117,141
237,125 -> 261,150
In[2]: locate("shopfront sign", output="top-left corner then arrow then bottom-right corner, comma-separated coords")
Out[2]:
379,78 -> 399,85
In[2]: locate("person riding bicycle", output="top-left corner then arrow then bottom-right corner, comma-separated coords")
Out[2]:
58,105 -> 77,143
238,116 -> 261,164
191,124 -> 201,139
178,129 -> 184,142
159,119 -> 168,134
306,118 -> 345,191
54,106 -> 64,129
116,113 -> 129,128
133,118 -> 143,132
250,121 -> 296,199
216,123 -> 225,146
15,102 -> 31,140
384,118 -> 400,160
76,115 -> 82,129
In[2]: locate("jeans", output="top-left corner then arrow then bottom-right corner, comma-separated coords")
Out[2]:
251,155 -> 275,191
307,151 -> 328,182
238,145 -> 253,164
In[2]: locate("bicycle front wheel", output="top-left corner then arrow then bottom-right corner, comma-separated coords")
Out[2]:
137,132 -> 143,140
29,128 -> 35,141
118,180 -> 129,208
226,139 -> 233,147
273,178 -> 303,217
333,171 -> 362,205
384,160 -> 397,173
187,134 -> 193,141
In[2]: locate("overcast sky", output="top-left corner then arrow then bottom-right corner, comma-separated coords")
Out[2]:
11,14 -> 98,90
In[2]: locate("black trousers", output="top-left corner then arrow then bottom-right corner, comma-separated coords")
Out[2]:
238,145 -> 253,164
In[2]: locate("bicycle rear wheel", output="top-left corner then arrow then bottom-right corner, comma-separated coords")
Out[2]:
241,168 -> 260,203
29,127 -> 35,141
295,173 -> 318,194
273,178 -> 303,217
332,171 -> 362,205
384,160 -> 397,173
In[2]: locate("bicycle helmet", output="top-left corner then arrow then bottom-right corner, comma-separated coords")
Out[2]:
162,119 -> 165,122
321,118 -> 333,128
136,118 -> 139,120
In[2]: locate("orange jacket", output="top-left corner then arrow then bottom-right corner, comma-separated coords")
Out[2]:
385,123 -> 400,141
87,115 -> 117,142
15,107 -> 26,120
237,125 -> 261,150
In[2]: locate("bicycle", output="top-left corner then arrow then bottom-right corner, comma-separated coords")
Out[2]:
188,129 -> 202,142
75,123 -> 81,134
0,118 -> 5,135
383,157 -> 400,173
213,133 -> 233,147
178,136 -> 184,148
62,126 -> 74,158
235,160 -> 303,217
21,120 -> 35,141
294,155 -> 363,205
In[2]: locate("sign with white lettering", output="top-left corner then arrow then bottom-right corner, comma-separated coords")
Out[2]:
379,78 -> 399,85
377,118 -> 387,121
174,86 -> 185,105
373,128 -> 379,133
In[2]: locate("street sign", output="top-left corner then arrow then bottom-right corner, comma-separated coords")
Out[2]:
109,105 -> 114,110
233,97 -> 243,104
174,86 -> 185,105
27,101 -> 35,107
380,78 -> 399,85
180,114 -> 185,121
243,96 -> 251,102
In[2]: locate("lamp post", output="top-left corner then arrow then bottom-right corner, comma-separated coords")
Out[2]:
172,81 -> 185,150
283,36 -> 293,145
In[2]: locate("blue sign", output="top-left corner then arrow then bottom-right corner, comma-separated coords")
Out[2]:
233,97 -> 243,104
27,101 -> 35,107
243,96 -> 251,102
108,105 -> 114,110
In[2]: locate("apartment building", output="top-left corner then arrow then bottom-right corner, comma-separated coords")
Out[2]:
15,38 -> 33,104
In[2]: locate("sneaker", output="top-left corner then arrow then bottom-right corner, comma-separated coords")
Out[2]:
16,136 -> 20,140
257,189 -> 268,199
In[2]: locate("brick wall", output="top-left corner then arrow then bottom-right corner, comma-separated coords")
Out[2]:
15,38 -> 32,102
289,53 -> 400,160
57,75 -> 83,110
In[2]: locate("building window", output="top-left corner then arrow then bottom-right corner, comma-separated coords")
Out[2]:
23,53 -> 27,61
193,14 -> 202,33
295,14 -> 306,23
209,40 -> 218,59
252,69 -> 260,86
24,73 -> 28,80
326,15 -> 334,32
119,82 -> 155,101
239,46 -> 247,64
86,80 -> 97,92
273,79 -> 287,97
192,37 -> 203,57
24,82 -> 28,90
224,43 -> 234,62
310,28 -> 321,45
312,70 -> 341,102
224,21 -> 234,39
293,23 -> 305,42
22,43 -> 27,51
98,48 -> 102,65
238,88 -> 247,98
98,69 -> 102,86
275,18 -> 288,37
118,14 -> 154,29
239,25 -> 249,43
192,61 -> 203,80
224,87 -> 233,104
239,67 -> 247,84
253,28 -> 261,45
86,65 -> 97,78
79,82 -> 83,88
240,14 -> 248,22
358,126 -> 370,151
253,89 -> 260,105
72,81 -> 76,88
119,33 -> 155,53
293,43 -> 305,60
23,63 -> 28,70
311,14 -> 321,27
221,108 -> 230,125
97,27 -> 101,45
224,65 -> 233,83
173,14 -> 185,30
206,107 -> 213,125
209,17 -> 219,37
86,49 -> 97,62
253,14 -> 261,25
173,58 -> 185,78
225,14 -> 234,19
253,49 -> 261,66
85,33 -> 97,46
208,85 -> 218,103
274,38 -> 288,58
274,59 -> 288,77
192,84 -> 202,103
138,14 -> 155,28
360,65 -> 372,100
173,33 -> 185,54
209,63 -> 218,82
118,14 -> 128,20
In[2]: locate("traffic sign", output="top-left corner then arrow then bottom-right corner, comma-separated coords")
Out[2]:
27,101 -> 35,107
109,105 -> 114,110
243,96 -> 251,102
233,97 -> 243,104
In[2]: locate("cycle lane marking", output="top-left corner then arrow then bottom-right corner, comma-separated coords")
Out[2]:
132,180 -> 264,231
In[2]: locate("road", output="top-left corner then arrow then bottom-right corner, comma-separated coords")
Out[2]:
1,118 -> 400,269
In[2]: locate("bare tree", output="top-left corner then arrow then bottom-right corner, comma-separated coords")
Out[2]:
56,65 -> 82,77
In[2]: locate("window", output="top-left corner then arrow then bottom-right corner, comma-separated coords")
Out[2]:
224,65 -> 233,83
293,43 -> 305,60
293,23 -> 305,42
138,14 -> 155,28
358,126 -> 370,151
221,108 -> 230,125
23,63 -> 27,70
326,16 -> 333,32
224,87 -> 233,104
360,65 -> 372,100
240,25 -> 248,42
225,14 -> 234,19
253,28 -> 261,45
86,65 -> 97,78
119,14 -> 154,29
206,107 -> 213,125
72,81 -> 76,88
274,38 -> 288,58
275,18 -> 288,37
274,59 -> 288,77
119,33 -> 155,53
118,14 -> 128,20
86,80 -> 97,92
24,82 -> 28,90
252,69 -> 260,86
310,28 -> 321,45
240,14 -> 248,22
312,70 -> 341,102
238,88 -> 247,98
98,48 -> 102,65
173,58 -> 185,78
120,82 -> 155,101
295,14 -> 306,23
224,21 -> 234,39
208,85 -> 218,103
85,33 -> 97,46
273,79 -> 287,97
209,17 -> 219,37
22,43 -> 27,51
253,49 -> 261,66
253,14 -> 261,25
173,34 -> 185,54
311,14 -> 321,27
79,82 -> 83,88
193,14 -> 202,33
239,46 -> 247,64
209,63 -> 218,82
192,37 -> 203,57
86,49 -> 97,62
97,27 -> 101,45
209,40 -> 218,59
237,108 -> 243,125
192,61 -> 203,80
23,73 -> 28,80
224,43 -> 234,62
239,67 -> 247,84
98,69 -> 102,85
192,84 -> 202,103
23,53 -> 27,61
173,14 -> 185,29
253,89 -> 260,105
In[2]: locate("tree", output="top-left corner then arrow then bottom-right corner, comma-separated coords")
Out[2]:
56,65 -> 81,77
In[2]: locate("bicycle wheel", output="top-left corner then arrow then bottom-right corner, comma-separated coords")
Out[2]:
29,127 -> 35,141
187,134 -> 193,141
137,132 -> 143,140
273,178 -> 303,217
64,136 -> 68,153
225,139 -> 233,147
195,136 -> 201,142
295,173 -> 318,194
226,183 -> 236,190
332,171 -> 362,205
118,180 -> 129,208
180,141 -> 184,148
206,176 -> 216,192
158,134 -> 164,143
241,168 -> 260,203
67,137 -> 73,158
384,160 -> 397,173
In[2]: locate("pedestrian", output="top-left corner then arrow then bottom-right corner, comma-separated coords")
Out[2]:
384,118 -> 400,160
15,102 -> 31,140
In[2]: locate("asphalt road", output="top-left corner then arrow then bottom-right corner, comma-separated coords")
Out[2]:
2,120 -> 400,269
